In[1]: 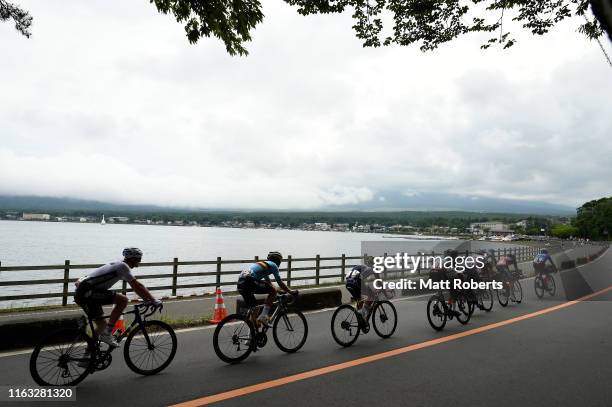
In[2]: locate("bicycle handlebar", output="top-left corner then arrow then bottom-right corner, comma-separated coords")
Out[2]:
134,301 -> 163,318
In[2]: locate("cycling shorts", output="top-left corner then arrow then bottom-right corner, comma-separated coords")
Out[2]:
237,275 -> 274,306
74,282 -> 116,319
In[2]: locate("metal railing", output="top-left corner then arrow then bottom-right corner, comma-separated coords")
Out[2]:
0,246 -> 555,307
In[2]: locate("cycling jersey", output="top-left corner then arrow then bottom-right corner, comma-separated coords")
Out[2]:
345,265 -> 375,300
533,253 -> 553,265
240,261 -> 282,285
78,261 -> 135,290
345,265 -> 375,280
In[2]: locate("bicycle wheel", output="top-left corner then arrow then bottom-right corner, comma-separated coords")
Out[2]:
273,310 -> 308,353
534,276 -> 545,299
512,280 -> 523,303
427,294 -> 447,331
124,320 -> 177,375
456,298 -> 472,325
497,281 -> 510,307
213,314 -> 255,364
330,304 -> 361,347
372,300 -> 398,338
30,328 -> 95,386
480,288 -> 494,312
546,275 -> 556,296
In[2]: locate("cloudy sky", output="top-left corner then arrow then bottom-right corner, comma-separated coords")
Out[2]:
1,0 -> 611,210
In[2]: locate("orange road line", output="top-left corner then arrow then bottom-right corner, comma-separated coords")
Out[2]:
170,284 -> 612,407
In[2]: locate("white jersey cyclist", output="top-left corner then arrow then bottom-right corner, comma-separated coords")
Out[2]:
77,261 -> 136,290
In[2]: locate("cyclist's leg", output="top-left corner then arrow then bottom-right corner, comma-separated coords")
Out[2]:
238,277 -> 258,324
87,289 -> 119,334
108,293 -> 128,327
251,279 -> 275,320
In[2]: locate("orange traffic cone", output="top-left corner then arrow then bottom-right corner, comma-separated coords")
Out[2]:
112,315 -> 126,335
208,287 -> 228,324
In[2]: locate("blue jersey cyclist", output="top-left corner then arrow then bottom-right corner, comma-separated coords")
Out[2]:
237,251 -> 297,324
533,249 -> 557,275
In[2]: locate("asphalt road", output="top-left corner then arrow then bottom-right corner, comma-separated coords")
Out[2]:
1,248 -> 611,407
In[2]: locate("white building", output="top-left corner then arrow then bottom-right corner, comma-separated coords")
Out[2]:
470,222 -> 513,235
22,213 -> 51,221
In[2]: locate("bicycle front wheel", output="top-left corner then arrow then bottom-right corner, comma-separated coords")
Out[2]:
534,276 -> 545,299
456,298 -> 472,325
479,288 -> 494,312
273,310 -> 308,353
30,328 -> 95,386
546,275 -> 556,296
331,304 -> 361,347
427,294 -> 447,331
372,300 -> 397,338
124,320 -> 177,375
497,281 -> 510,307
213,314 -> 255,364
512,280 -> 523,303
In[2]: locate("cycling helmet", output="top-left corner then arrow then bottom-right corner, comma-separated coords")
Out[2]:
123,247 -> 143,260
364,255 -> 375,266
540,248 -> 548,254
267,251 -> 283,266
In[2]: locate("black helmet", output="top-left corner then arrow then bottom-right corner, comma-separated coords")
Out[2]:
267,251 -> 283,266
122,247 -> 143,260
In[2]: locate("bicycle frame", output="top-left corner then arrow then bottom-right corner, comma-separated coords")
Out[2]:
245,294 -> 294,334
82,303 -> 158,350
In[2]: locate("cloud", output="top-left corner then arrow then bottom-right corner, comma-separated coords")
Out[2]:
0,0 -> 611,209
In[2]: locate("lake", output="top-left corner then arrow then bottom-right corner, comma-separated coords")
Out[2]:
0,221 -> 519,308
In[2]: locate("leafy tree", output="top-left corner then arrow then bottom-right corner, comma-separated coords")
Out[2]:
149,0 -> 264,56
550,223 -> 578,239
4,1 -> 607,56
0,0 -> 32,37
152,0 -> 606,54
574,197 -> 612,240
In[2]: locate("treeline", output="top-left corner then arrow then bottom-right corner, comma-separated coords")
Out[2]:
573,197 -> 612,240
3,207 -> 552,230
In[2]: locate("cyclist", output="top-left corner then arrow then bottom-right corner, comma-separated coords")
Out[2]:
237,251 -> 297,325
74,248 -> 159,347
533,248 -> 557,276
345,256 -> 377,331
495,251 -> 520,277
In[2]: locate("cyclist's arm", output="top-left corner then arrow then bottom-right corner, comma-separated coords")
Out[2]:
128,279 -> 156,302
547,256 -> 558,271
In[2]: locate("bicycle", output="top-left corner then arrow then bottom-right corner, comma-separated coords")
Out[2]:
496,268 -> 523,307
534,266 -> 557,298
464,267 -> 493,313
213,292 -> 308,364
30,302 -> 177,386
426,269 -> 475,331
330,289 -> 397,347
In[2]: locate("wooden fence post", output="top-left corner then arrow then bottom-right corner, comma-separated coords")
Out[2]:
62,260 -> 70,306
216,257 -> 222,288
315,254 -> 321,285
340,254 -> 346,282
287,255 -> 292,286
172,257 -> 178,296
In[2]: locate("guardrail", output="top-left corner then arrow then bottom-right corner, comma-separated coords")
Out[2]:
0,245 -> 556,307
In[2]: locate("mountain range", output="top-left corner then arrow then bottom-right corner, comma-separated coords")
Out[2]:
0,194 -> 576,216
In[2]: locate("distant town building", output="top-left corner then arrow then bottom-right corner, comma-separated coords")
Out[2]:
314,222 -> 330,231
22,213 -> 51,221
470,222 -> 513,235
